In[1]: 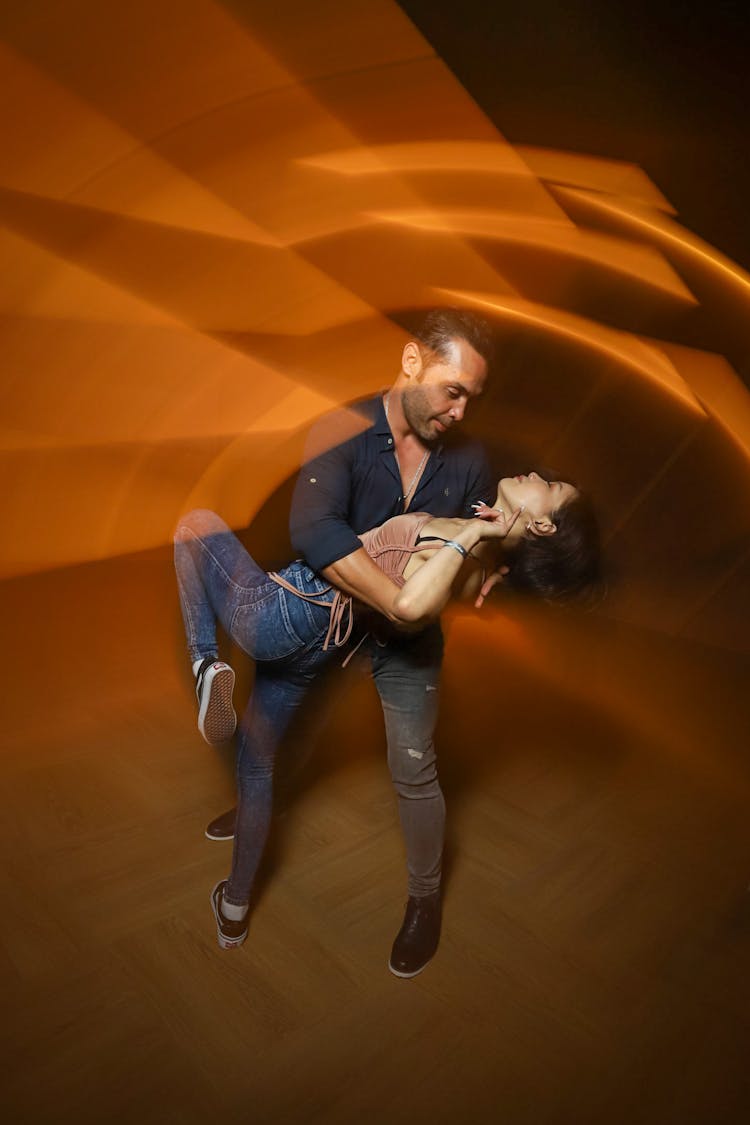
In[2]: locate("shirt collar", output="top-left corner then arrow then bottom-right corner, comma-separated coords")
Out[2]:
373,391 -> 445,456
373,392 -> 390,435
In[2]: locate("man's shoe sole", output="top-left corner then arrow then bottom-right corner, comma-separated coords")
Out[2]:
205,826 -> 235,841
388,956 -> 433,979
204,808 -> 236,841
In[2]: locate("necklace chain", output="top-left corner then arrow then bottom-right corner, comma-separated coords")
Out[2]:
384,392 -> 429,509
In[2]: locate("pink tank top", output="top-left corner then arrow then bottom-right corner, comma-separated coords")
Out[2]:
358,512 -> 435,587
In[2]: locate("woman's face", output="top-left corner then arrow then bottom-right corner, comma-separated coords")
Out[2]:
496,472 -> 578,537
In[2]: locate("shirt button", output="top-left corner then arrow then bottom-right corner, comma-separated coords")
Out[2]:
387,438 -> 393,445
309,477 -> 317,483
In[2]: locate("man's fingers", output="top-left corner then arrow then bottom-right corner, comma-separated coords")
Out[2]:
474,568 -> 506,607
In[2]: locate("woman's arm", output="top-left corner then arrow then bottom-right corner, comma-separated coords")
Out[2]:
390,511 -> 520,626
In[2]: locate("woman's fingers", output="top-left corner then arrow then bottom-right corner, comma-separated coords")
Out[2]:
476,505 -> 524,538
471,501 -> 502,522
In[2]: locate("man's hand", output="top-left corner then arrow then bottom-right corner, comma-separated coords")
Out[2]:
470,501 -> 521,608
474,566 -> 509,609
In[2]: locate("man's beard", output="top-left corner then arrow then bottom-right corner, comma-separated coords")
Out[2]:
401,386 -> 447,444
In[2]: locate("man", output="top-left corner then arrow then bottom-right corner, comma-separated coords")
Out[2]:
205,307 -> 495,977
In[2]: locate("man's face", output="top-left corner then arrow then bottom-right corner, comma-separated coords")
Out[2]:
402,337 -> 487,444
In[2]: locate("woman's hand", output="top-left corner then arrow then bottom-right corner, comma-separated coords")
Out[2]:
472,501 -> 501,521
470,501 -> 524,539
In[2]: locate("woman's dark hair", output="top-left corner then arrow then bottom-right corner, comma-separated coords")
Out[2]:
504,493 -> 603,605
412,307 -> 495,368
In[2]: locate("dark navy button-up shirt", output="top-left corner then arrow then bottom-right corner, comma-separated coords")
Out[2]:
290,395 -> 495,573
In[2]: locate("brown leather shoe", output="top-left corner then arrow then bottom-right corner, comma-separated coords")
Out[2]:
204,807 -> 237,841
388,890 -> 442,978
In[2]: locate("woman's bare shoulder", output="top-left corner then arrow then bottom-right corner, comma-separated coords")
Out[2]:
418,515 -> 465,538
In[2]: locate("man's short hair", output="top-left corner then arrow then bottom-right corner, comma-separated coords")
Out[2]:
412,307 -> 495,368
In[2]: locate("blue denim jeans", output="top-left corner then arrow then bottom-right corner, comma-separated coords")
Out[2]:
174,510 -> 445,907
174,510 -> 337,906
174,509 -> 335,666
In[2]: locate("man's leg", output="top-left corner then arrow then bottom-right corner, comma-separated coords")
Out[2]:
370,624 -> 445,977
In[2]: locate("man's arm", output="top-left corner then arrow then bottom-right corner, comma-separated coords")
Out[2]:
290,419 -> 364,572
290,408 -> 406,620
320,548 -> 405,621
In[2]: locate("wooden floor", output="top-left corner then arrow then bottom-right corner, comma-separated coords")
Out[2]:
2,549 -> 750,1125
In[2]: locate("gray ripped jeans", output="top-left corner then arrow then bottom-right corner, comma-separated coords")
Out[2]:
370,623 -> 445,898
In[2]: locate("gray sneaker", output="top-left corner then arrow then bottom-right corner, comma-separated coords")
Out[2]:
195,658 -> 236,744
210,880 -> 248,950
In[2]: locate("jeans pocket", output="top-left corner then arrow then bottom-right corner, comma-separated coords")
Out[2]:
230,592 -> 305,662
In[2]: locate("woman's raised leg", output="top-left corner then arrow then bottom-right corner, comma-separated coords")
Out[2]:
173,508 -> 272,744
173,508 -> 269,662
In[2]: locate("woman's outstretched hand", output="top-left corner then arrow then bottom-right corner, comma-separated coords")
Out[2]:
471,501 -> 524,539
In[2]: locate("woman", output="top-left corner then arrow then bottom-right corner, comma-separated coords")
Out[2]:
174,471 -> 599,948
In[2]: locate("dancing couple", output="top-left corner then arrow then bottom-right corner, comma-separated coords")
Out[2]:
174,308 -> 600,977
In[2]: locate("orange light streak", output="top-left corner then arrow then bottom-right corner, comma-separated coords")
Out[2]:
439,289 -> 704,413
0,0 -> 748,670
514,145 -> 676,212
553,186 -> 750,298
299,139 -> 560,181
368,208 -> 694,301
453,611 -> 750,795
657,342 -> 750,457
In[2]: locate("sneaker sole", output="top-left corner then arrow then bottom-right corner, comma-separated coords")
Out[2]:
198,664 -> 236,744
210,881 -> 248,950
204,809 -> 236,841
204,826 -> 235,841
387,955 -> 434,979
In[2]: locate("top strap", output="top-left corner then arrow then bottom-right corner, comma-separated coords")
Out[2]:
268,571 -> 354,651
